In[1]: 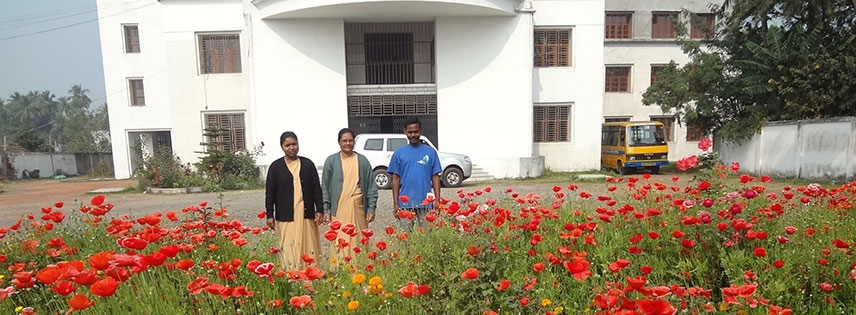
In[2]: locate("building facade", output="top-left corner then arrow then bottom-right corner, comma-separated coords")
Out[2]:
97,0 -> 606,179
603,0 -> 715,160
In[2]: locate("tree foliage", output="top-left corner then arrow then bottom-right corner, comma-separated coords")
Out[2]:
643,0 -> 856,142
0,85 -> 111,152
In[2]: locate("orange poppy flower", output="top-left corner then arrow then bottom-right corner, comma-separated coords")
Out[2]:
460,267 -> 480,280
36,265 -> 63,284
68,293 -> 95,311
289,295 -> 312,309
90,277 -> 120,297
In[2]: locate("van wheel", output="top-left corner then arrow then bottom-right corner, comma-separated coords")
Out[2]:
442,167 -> 463,188
373,168 -> 391,189
617,161 -> 630,175
650,166 -> 661,174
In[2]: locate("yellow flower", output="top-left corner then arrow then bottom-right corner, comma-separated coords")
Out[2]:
368,276 -> 382,286
347,300 -> 360,311
15,306 -> 23,312
342,291 -> 352,298
541,299 -> 552,307
736,309 -> 748,315
553,306 -> 564,314
330,257 -> 338,264
0,275 -> 4,280
384,292 -> 393,298
344,265 -> 355,273
352,274 -> 366,285
369,284 -> 385,295
718,302 -> 730,311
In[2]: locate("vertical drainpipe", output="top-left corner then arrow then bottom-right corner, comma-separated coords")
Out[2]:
517,0 -> 536,177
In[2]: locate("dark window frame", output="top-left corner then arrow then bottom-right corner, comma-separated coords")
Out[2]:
124,24 -> 140,53
652,12 -> 679,39
605,12 -> 632,39
128,78 -> 145,106
534,29 -> 572,67
198,33 -> 242,74
605,66 -> 631,92
534,105 -> 571,142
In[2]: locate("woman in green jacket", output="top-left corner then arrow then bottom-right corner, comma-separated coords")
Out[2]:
321,128 -> 378,265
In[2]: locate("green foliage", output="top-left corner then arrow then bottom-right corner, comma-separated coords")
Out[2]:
1,85 -> 110,153
195,124 -> 262,191
12,125 -> 49,152
135,146 -> 188,189
643,0 -> 856,143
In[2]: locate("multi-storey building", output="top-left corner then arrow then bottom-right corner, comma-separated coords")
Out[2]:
603,0 -> 716,159
97,0 -> 606,180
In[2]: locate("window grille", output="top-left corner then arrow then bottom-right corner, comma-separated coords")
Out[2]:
534,29 -> 571,67
124,25 -> 140,53
204,113 -> 246,151
129,79 -> 145,106
605,13 -> 632,39
199,34 -> 241,74
652,12 -> 678,38
605,66 -> 630,92
345,23 -> 435,85
534,105 -> 571,142
691,14 -> 715,39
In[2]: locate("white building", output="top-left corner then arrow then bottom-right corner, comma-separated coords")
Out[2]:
603,0 -> 716,160
97,0 -> 606,180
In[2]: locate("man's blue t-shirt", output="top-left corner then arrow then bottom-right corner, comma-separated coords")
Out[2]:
388,144 -> 442,209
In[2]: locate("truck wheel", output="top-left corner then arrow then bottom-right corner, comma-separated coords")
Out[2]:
442,167 -> 463,187
373,168 -> 391,189
617,161 -> 630,175
650,166 -> 661,174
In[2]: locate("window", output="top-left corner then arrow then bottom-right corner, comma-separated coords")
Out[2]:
605,12 -> 632,39
203,113 -> 246,151
363,139 -> 383,151
686,122 -> 708,141
199,34 -> 242,74
534,29 -> 571,67
605,66 -> 630,92
387,138 -> 407,152
534,105 -> 570,142
124,25 -> 140,53
604,117 -> 630,123
649,116 -> 675,142
128,79 -> 145,106
365,33 -> 414,84
650,65 -> 666,84
691,14 -> 716,39
652,12 -> 678,39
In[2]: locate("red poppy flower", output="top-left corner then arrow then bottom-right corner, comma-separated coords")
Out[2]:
360,229 -> 374,237
385,226 -> 395,235
819,282 -> 834,292
289,295 -> 312,309
304,265 -> 325,281
187,276 -> 209,294
50,281 -> 77,296
36,266 -> 63,284
533,263 -> 545,272
72,269 -> 98,286
461,267 -> 480,280
88,251 -> 114,271
68,293 -> 95,311
398,195 -> 410,203
175,259 -> 194,270
753,247 -> 767,258
832,239 -> 850,249
497,279 -> 510,291
90,195 -> 106,206
116,236 -> 148,250
341,223 -> 357,236
562,258 -> 592,281
166,211 -> 178,221
637,299 -> 677,315
323,230 -> 338,242
398,282 -> 419,298
681,239 -> 696,249
90,277 -> 120,297
376,241 -> 387,251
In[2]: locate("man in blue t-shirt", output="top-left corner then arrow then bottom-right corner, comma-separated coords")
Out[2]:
388,116 -> 442,229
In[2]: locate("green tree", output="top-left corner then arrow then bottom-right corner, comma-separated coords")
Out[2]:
643,0 -> 856,142
13,125 -> 48,152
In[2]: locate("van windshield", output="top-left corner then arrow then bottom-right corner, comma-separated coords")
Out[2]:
627,125 -> 666,146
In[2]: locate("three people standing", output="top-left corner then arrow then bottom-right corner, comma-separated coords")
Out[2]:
264,116 -> 440,268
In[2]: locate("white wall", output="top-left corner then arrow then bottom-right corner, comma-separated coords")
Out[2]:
161,1 -> 251,167
435,15 -> 535,178
97,0 -> 171,178
719,117 -> 856,181
247,16 -> 348,168
531,0 -> 605,172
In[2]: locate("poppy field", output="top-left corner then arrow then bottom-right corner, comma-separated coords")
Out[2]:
0,167 -> 855,315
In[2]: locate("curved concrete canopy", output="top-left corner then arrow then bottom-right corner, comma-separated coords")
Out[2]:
254,0 -> 518,21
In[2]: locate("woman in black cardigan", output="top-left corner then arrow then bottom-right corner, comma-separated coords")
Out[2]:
265,131 -> 323,269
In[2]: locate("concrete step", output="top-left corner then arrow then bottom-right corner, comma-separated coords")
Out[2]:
466,165 -> 495,182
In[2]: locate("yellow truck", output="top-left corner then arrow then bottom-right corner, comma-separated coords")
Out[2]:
601,121 -> 669,175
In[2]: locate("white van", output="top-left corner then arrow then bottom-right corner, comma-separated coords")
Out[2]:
354,134 -> 472,189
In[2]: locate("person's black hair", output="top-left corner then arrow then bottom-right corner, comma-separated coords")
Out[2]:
338,128 -> 355,141
280,131 -> 298,145
403,116 -> 421,129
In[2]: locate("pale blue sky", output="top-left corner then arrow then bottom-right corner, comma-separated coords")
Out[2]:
0,0 -> 107,104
